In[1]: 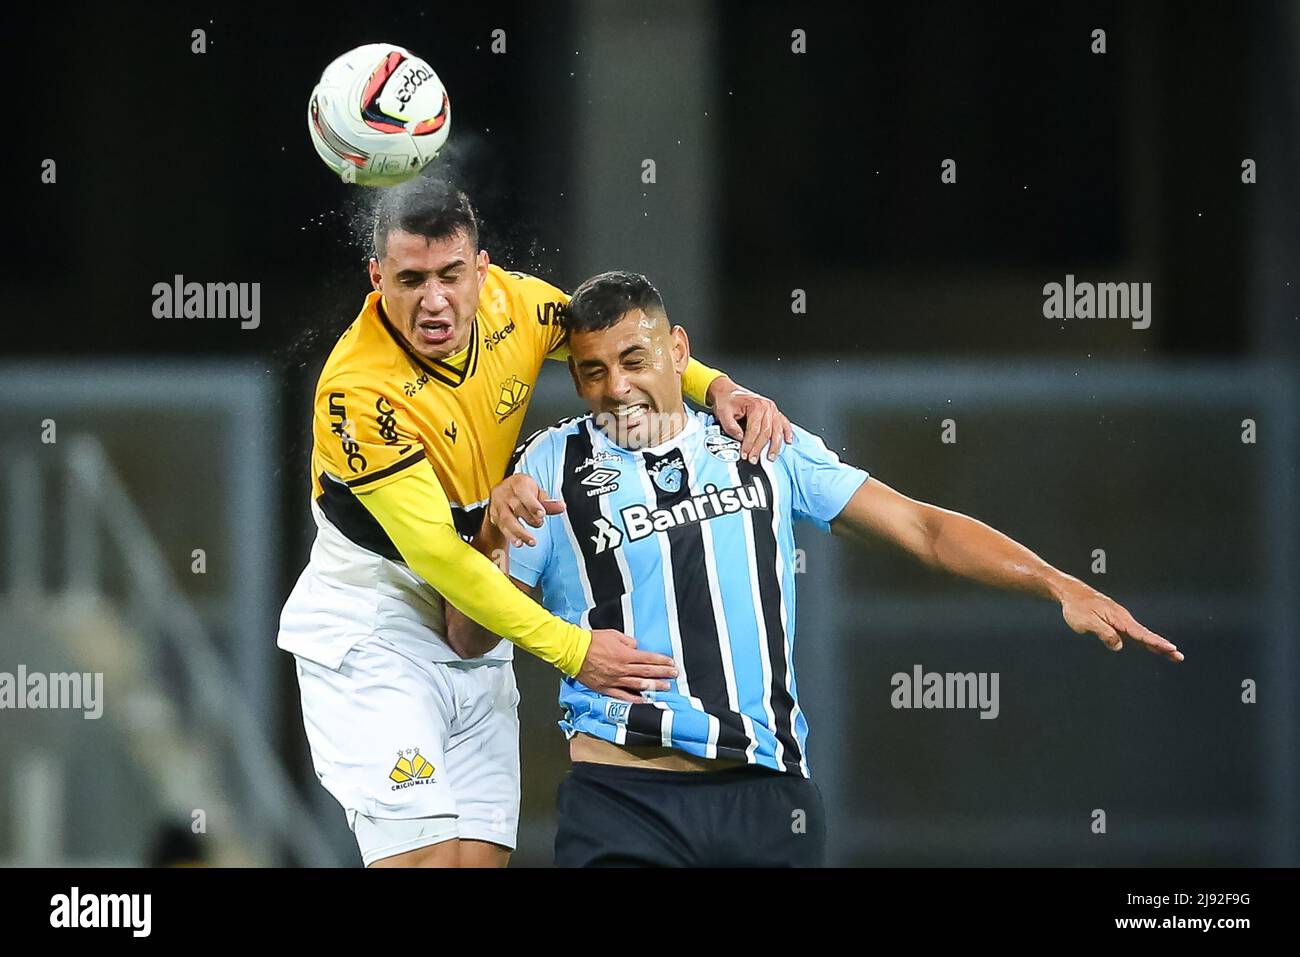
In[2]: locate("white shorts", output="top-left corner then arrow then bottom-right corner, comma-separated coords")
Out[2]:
292,632 -> 521,865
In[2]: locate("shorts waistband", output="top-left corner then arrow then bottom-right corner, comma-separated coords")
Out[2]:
568,759 -> 797,785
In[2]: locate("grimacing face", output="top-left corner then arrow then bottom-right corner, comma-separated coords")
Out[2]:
367,227 -> 488,361
567,307 -> 691,450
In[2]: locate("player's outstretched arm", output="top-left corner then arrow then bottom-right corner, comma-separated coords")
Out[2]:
828,477 -> 1184,663
357,462 -> 677,695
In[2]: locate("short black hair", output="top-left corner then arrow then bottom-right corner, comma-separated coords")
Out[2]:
372,176 -> 479,260
562,270 -> 666,334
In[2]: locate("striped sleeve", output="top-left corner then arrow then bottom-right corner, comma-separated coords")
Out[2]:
781,423 -> 870,530
506,427 -> 560,587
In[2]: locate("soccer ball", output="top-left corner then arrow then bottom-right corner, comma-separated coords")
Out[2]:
307,43 -> 451,186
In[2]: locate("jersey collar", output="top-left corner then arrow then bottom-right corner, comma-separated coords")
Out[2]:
589,408 -> 702,457
375,295 -> 481,389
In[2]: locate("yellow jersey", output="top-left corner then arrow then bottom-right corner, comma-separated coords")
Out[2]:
311,264 -> 568,547
287,263 -> 723,674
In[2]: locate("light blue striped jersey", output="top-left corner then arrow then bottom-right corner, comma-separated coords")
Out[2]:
508,410 -> 868,777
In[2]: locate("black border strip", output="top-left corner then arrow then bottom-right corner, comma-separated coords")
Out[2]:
344,447 -> 427,488
376,298 -> 479,388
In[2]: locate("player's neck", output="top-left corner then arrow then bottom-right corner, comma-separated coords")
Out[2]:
438,324 -> 475,365
655,402 -> 689,445
437,337 -> 472,371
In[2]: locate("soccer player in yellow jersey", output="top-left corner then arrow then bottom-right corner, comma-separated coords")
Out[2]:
277,177 -> 793,868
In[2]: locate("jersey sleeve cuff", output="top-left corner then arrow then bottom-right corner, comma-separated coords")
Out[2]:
508,547 -> 545,587
813,467 -> 870,529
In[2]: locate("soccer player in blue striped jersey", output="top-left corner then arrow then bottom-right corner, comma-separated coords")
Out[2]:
455,271 -> 1183,867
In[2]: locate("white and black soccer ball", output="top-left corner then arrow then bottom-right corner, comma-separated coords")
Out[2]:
307,42 -> 451,186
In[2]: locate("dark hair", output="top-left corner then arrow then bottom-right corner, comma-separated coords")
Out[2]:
372,176 -> 479,260
562,270 -> 666,334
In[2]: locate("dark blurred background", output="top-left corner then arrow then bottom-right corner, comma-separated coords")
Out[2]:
1,0 -> 1296,866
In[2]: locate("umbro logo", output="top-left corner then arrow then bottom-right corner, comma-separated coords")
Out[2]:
590,516 -> 624,554
581,468 -> 619,487
580,467 -> 620,497
445,421 -> 458,443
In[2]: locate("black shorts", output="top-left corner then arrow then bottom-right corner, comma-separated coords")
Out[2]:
554,760 -> 826,867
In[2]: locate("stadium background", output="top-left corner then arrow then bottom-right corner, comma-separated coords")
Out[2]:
2,0 -> 1297,866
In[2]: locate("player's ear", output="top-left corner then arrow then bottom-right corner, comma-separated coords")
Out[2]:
567,356 -> 582,394
476,248 -> 490,281
367,256 -> 382,291
671,324 -> 691,374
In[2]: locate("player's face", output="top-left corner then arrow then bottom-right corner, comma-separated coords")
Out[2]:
368,228 -> 488,361
569,308 -> 690,449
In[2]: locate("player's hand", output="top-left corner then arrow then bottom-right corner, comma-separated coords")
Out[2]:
1059,583 -> 1183,662
489,473 -> 566,548
579,630 -> 678,703
708,377 -> 794,464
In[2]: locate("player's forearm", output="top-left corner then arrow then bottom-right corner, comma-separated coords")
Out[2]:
921,507 -> 1078,602
401,524 -> 590,672
356,480 -> 591,674
443,600 -> 487,657
834,481 -> 1083,605
441,530 -> 499,658
444,572 -> 535,656
442,526 -> 532,656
